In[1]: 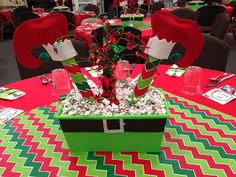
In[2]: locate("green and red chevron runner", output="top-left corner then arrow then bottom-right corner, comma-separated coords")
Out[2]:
0,92 -> 235,177
62,58 -> 94,99
134,56 -> 161,97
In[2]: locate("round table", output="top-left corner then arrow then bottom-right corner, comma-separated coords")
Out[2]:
0,64 -> 235,177
0,64 -> 235,116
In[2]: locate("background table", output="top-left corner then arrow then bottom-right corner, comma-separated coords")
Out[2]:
0,65 -> 235,177
0,65 -> 235,116
74,11 -> 96,26
74,18 -> 153,44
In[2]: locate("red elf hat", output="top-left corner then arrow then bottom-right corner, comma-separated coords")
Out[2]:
151,10 -> 204,68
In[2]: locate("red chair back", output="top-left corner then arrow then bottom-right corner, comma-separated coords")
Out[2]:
13,13 -> 68,69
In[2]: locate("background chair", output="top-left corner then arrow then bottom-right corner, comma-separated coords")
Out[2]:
51,11 -> 76,30
27,0 -> 48,9
120,26 -> 143,63
84,4 -> 100,16
0,20 -> 13,40
11,6 -> 33,27
209,13 -> 230,40
92,26 -> 144,63
72,40 -> 91,67
227,1 -> 236,40
161,34 -> 230,71
18,12 -> 40,24
107,4 -> 115,19
197,5 -> 226,32
229,20 -> 236,40
81,17 -> 102,24
33,3 -> 48,10
98,5 -> 115,20
192,35 -> 230,71
51,11 -> 76,36
204,0 -> 222,5
171,7 -> 198,21
151,2 -> 164,14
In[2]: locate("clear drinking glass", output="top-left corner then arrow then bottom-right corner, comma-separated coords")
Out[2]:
182,66 -> 202,95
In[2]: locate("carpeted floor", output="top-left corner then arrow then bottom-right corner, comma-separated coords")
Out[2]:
0,35 -> 20,86
0,30 -> 236,86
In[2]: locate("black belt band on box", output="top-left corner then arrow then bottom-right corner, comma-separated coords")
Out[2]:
59,119 -> 167,132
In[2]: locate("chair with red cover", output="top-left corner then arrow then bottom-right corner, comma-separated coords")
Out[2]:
13,13 -> 68,79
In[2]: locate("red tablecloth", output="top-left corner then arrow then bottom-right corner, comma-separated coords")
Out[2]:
0,65 -> 235,117
74,18 -> 153,44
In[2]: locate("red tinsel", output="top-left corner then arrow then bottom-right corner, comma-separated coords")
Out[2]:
99,75 -> 119,104
76,22 -> 147,104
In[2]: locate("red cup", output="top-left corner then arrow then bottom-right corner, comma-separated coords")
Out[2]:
116,60 -> 130,81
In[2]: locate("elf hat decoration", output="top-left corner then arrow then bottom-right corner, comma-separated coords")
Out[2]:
13,13 -> 68,69
134,10 -> 204,97
13,10 -> 204,100
150,10 -> 204,68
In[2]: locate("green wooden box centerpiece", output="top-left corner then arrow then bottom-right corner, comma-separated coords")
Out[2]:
55,79 -> 169,152
39,11 -> 204,152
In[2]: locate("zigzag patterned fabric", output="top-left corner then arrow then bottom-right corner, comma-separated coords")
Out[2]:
62,58 -> 94,99
134,57 -> 160,97
0,92 -> 235,177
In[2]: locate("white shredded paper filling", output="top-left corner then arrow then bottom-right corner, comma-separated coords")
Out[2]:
61,77 -> 167,116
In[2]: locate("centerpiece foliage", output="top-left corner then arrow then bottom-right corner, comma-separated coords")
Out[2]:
75,22 -> 146,104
